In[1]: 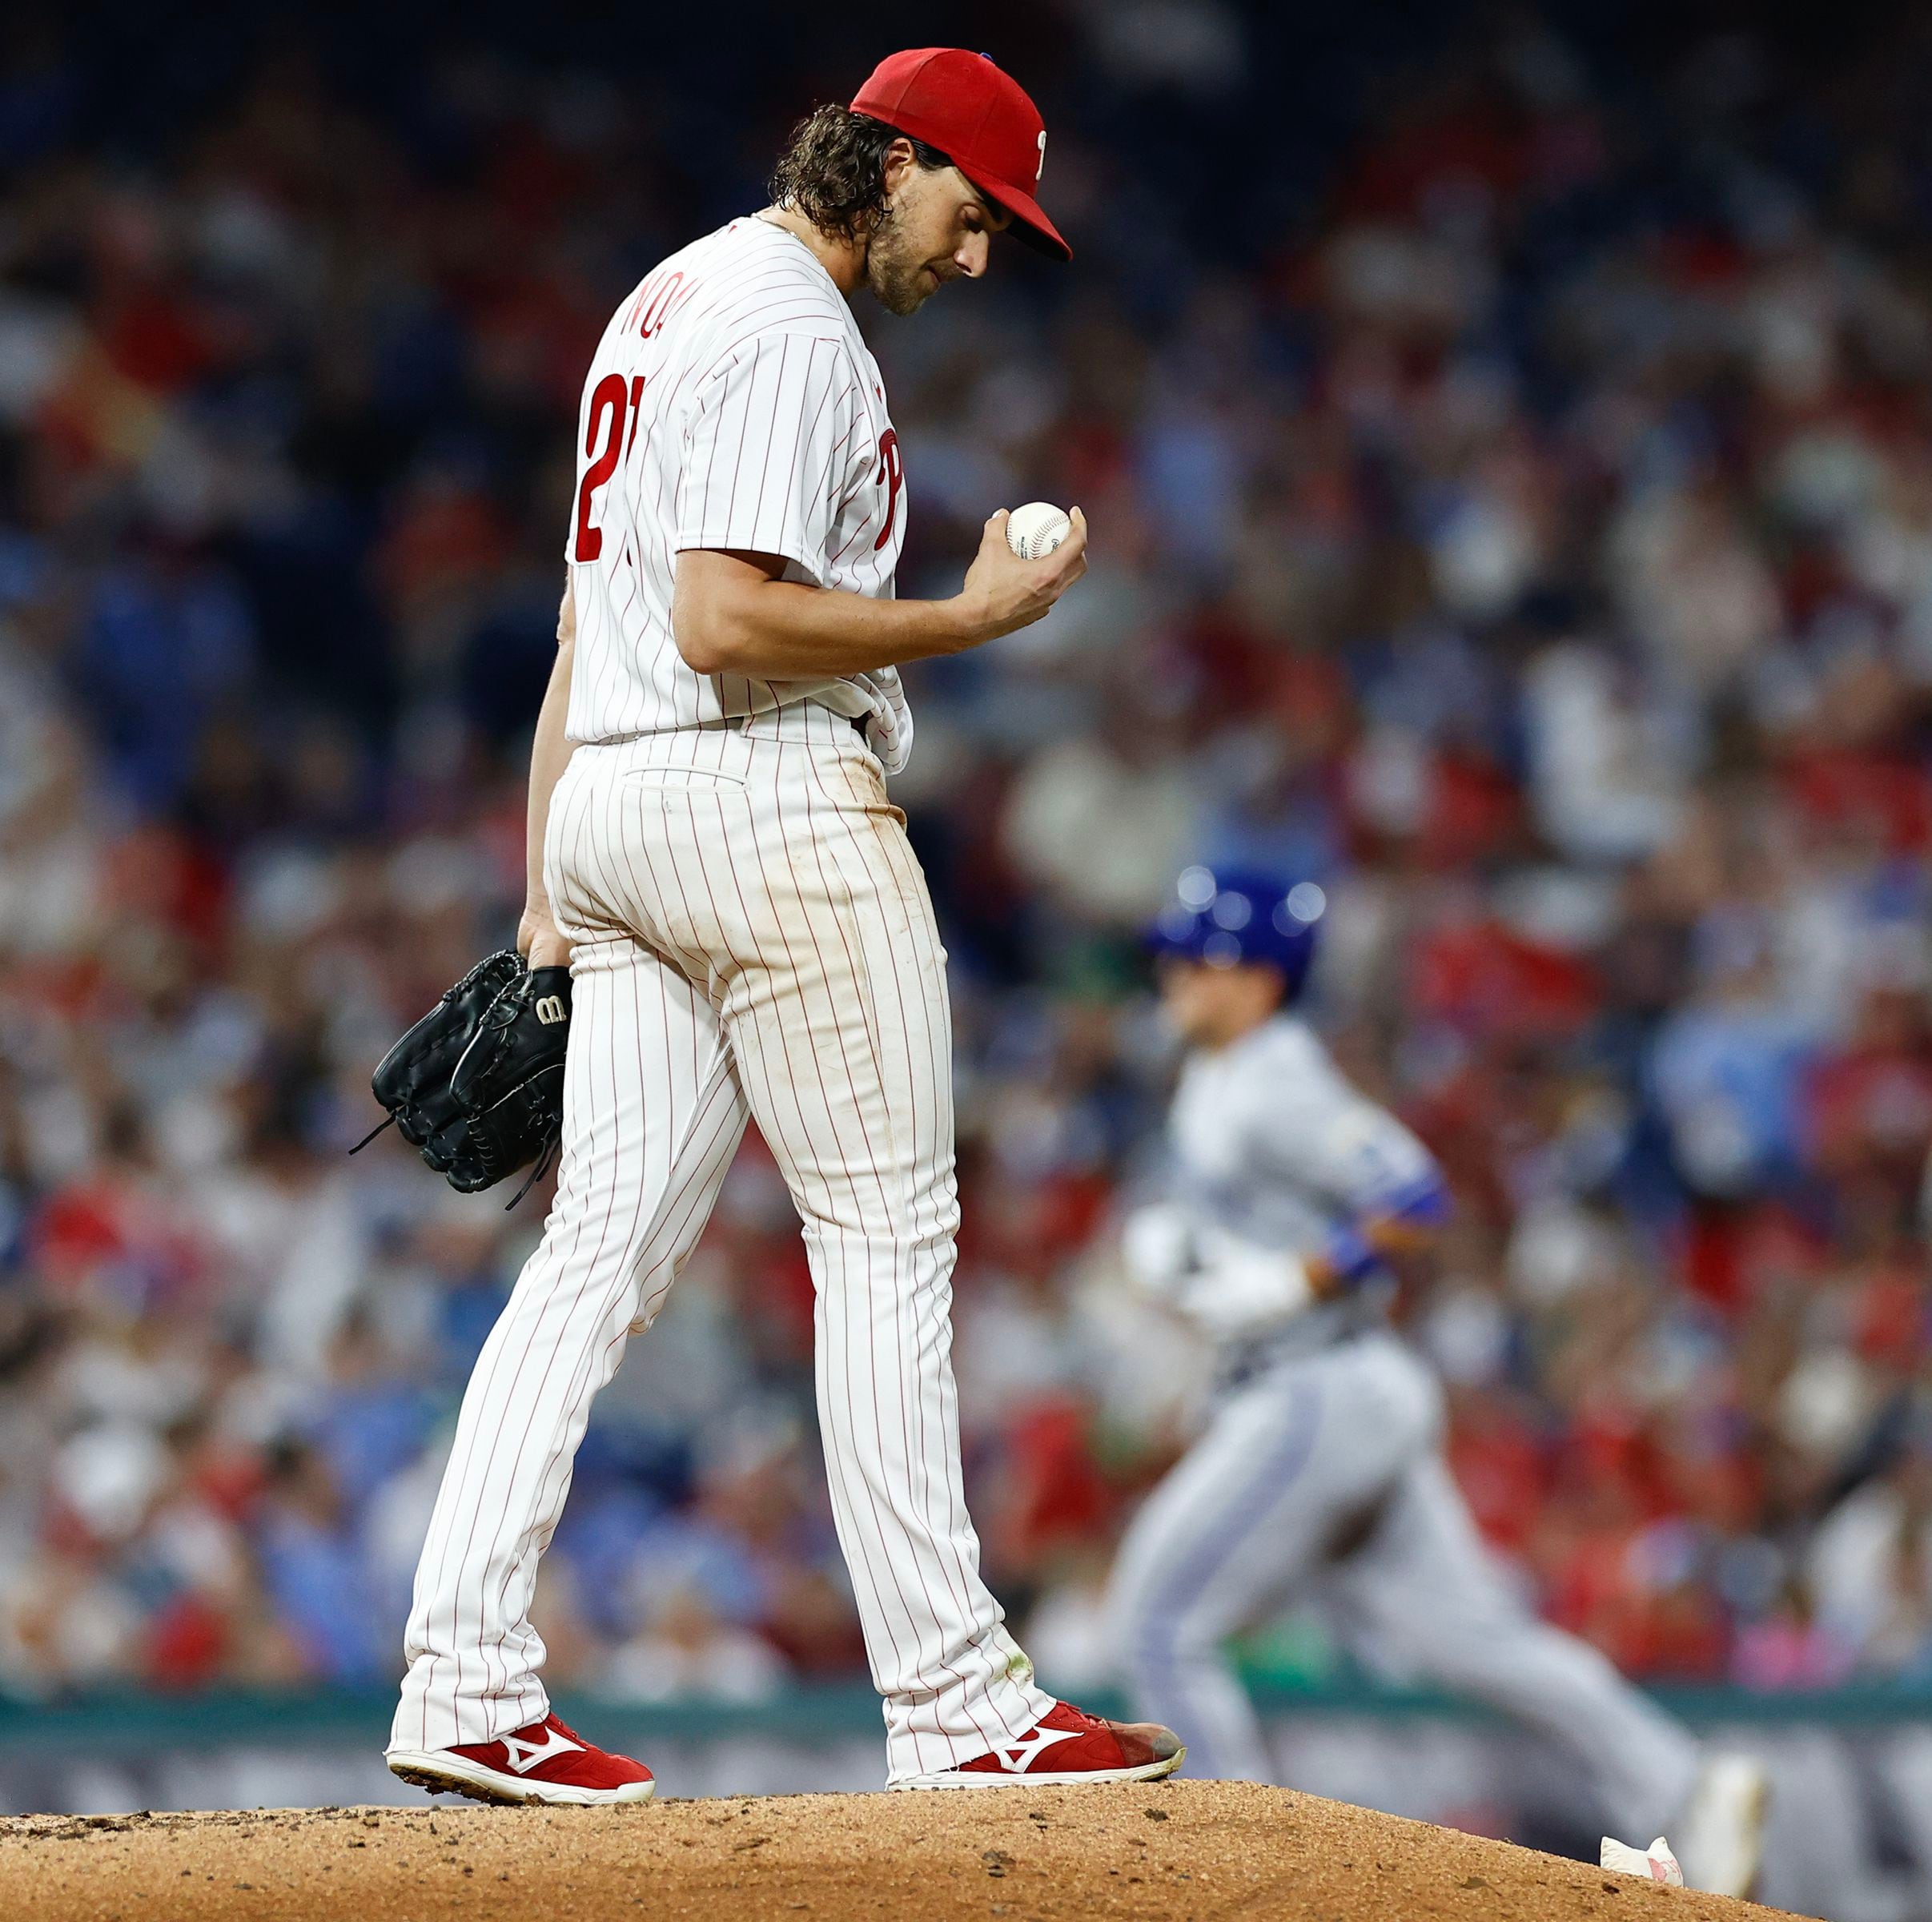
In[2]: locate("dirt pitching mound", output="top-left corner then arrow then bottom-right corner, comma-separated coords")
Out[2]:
0,1779 -> 1809,1921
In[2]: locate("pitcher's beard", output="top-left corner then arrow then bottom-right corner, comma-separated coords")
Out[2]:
866,207 -> 937,316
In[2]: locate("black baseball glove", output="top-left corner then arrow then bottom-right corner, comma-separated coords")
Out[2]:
354,951 -> 572,1204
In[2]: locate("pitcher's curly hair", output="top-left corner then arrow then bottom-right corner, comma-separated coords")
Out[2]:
768,105 -> 953,246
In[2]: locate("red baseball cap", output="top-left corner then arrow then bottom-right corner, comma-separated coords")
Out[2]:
850,48 -> 1070,262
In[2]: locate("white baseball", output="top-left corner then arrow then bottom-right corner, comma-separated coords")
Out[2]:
1006,501 -> 1072,560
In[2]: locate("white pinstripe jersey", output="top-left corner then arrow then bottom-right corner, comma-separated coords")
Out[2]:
564,217 -> 914,773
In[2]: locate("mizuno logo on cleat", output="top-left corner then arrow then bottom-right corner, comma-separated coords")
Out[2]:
990,1725 -> 1080,1772
499,1726 -> 584,1773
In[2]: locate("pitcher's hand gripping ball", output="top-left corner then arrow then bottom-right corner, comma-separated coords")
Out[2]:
356,951 -> 572,1202
1006,500 -> 1072,558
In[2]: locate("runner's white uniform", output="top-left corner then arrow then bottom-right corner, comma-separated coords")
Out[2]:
391,215 -> 1054,1783
1107,1013 -> 1705,1837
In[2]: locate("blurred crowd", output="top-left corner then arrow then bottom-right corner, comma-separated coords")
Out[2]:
2,3 -> 1932,1712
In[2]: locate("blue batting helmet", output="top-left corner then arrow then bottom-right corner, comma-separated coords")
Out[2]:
1147,865 -> 1327,1001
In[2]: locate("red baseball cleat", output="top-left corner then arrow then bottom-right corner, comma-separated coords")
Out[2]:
894,1699 -> 1185,1789
388,1711 -> 655,1806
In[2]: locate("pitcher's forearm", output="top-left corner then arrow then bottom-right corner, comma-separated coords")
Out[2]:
674,570 -> 976,678
672,510 -> 1087,679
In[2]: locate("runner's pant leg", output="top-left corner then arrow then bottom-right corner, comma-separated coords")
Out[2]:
1332,1454 -> 1703,1837
1108,1335 -> 1436,1782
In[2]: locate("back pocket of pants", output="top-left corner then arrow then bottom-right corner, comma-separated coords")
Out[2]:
624,768 -> 748,795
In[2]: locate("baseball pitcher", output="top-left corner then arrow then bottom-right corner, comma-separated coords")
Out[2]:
1107,866 -> 1769,1894
380,49 -> 1183,1803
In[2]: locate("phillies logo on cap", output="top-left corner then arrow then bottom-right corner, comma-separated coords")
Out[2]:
850,48 -> 1070,261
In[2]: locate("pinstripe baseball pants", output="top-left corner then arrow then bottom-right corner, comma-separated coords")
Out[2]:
390,702 -> 1052,1782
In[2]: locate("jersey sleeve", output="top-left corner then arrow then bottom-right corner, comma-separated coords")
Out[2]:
1253,1050 -> 1445,1224
674,331 -> 865,584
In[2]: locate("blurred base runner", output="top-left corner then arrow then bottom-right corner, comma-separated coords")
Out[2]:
1107,867 -> 1769,1896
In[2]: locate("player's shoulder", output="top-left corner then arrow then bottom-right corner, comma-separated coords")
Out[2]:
1247,1015 -> 1339,1084
695,219 -> 857,344
1227,1017 -> 1360,1125
598,221 -> 852,367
